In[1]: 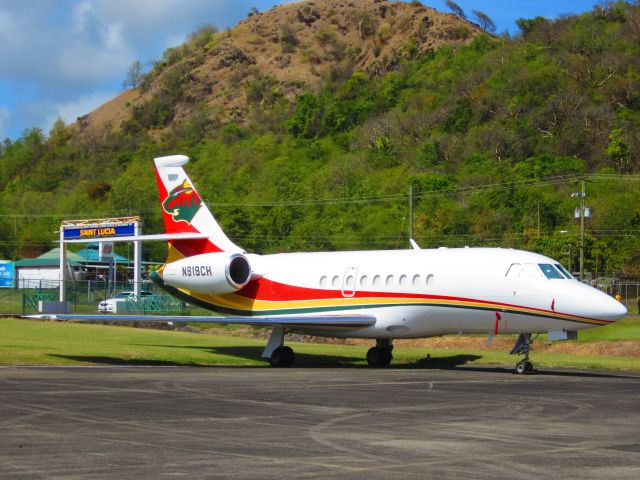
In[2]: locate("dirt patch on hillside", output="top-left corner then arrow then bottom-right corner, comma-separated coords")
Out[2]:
75,0 -> 485,136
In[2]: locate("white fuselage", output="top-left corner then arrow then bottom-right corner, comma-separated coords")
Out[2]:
247,247 -> 625,339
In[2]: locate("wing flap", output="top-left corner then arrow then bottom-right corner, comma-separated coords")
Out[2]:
25,314 -> 376,328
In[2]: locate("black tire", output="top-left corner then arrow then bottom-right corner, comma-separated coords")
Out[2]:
281,346 -> 294,366
269,346 -> 294,367
366,347 -> 392,368
515,361 -> 527,374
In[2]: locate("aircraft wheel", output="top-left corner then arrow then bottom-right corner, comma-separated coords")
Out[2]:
515,360 -> 532,374
366,347 -> 392,368
269,346 -> 294,367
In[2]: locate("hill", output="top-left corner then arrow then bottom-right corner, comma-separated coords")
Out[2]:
78,0 -> 483,137
0,0 -> 639,277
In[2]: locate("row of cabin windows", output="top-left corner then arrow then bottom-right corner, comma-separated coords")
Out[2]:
319,273 -> 434,289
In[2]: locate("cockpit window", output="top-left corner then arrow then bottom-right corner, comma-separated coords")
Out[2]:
554,263 -> 574,279
505,263 -> 522,279
538,263 -> 564,279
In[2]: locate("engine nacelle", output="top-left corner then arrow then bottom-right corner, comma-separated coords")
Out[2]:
162,252 -> 252,295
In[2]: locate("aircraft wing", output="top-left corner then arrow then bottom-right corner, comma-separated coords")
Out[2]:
25,314 -> 376,328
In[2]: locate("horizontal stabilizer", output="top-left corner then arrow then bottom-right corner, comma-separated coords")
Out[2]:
62,232 -> 210,244
25,314 -> 376,328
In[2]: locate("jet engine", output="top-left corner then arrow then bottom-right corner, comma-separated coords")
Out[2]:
162,252 -> 252,294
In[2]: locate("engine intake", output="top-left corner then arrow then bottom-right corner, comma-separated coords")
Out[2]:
226,253 -> 251,288
162,252 -> 252,294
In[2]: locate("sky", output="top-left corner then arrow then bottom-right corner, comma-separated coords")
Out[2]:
0,0 -> 602,141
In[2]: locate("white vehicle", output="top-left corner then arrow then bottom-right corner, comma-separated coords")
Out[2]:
98,291 -> 153,313
40,155 -> 627,372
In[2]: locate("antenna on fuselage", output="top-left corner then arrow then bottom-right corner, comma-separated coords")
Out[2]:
410,239 -> 421,250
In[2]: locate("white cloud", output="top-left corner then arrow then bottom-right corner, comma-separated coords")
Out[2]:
42,91 -> 115,133
104,22 -> 125,50
0,0 -> 257,138
0,106 -> 9,139
0,11 -> 13,35
72,1 -> 93,33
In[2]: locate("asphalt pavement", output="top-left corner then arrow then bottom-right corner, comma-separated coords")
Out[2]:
1,365 -> 639,479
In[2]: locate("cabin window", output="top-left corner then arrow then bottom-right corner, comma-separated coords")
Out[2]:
399,275 -> 407,287
426,274 -> 434,287
386,275 -> 394,286
319,276 -> 327,287
373,275 -> 381,287
539,263 -> 564,279
360,275 -> 368,287
412,274 -> 421,287
332,275 -> 340,287
345,275 -> 355,288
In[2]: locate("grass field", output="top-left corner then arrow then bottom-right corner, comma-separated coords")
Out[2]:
0,318 -> 638,371
575,316 -> 640,342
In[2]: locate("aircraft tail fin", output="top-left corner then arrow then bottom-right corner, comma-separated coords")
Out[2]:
153,155 -> 242,259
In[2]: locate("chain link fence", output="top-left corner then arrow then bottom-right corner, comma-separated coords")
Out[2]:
0,280 -> 189,315
610,281 -> 640,315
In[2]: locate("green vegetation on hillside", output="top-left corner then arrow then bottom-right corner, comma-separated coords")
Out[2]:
0,1 -> 639,275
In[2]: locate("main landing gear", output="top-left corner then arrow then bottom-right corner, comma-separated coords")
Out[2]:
366,339 -> 393,368
263,327 -> 295,367
261,330 -> 395,368
510,333 -> 536,374
269,346 -> 295,368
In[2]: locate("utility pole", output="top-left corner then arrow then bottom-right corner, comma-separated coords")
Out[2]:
409,185 -> 414,241
571,177 -> 590,282
579,177 -> 586,282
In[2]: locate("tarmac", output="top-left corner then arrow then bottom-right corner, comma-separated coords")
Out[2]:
1,365 -> 640,479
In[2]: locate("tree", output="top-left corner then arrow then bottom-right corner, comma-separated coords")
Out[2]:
605,128 -> 631,172
188,23 -> 219,48
247,7 -> 259,18
48,118 -> 71,146
123,60 -> 144,89
286,94 -> 322,138
472,9 -> 496,33
445,0 -> 466,19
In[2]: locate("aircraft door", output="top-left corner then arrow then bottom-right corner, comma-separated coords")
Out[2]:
342,267 -> 358,297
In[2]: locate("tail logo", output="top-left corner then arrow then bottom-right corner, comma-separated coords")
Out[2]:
162,180 -> 202,224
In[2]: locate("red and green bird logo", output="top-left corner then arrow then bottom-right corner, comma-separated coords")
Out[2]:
162,180 -> 202,224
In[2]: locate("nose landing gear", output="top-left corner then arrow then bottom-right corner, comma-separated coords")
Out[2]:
510,333 -> 537,374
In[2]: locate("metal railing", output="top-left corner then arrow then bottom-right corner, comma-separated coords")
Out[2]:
6,280 -> 189,315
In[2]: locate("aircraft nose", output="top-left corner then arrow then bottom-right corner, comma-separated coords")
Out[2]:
565,282 -> 628,322
604,297 -> 628,321
588,289 -> 627,321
